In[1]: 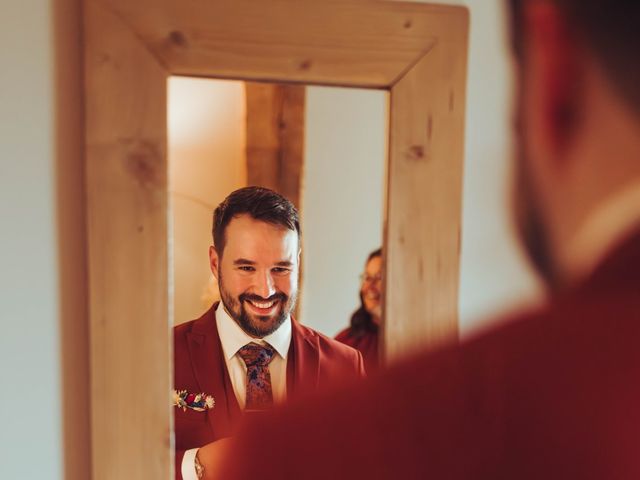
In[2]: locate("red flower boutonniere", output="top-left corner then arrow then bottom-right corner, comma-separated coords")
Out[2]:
173,389 -> 215,412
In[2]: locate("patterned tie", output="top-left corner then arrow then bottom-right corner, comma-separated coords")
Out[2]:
237,342 -> 276,410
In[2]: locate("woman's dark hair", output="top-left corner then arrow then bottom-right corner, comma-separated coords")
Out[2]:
212,186 -> 300,256
348,248 -> 382,336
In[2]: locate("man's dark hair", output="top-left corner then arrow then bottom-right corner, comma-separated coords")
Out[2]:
349,248 -> 383,336
212,186 -> 300,255
508,0 -> 640,114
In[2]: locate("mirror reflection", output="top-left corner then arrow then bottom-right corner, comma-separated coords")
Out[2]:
168,77 -> 388,477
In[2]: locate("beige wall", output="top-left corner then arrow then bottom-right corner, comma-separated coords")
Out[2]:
169,77 -> 247,325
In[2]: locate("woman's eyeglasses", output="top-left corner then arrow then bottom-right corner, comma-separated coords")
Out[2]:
359,273 -> 383,284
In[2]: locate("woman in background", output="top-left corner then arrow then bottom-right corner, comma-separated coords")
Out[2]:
335,248 -> 382,373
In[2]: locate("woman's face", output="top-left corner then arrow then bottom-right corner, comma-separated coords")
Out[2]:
360,255 -> 382,321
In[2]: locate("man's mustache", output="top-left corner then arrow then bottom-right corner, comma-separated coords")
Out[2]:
239,292 -> 288,304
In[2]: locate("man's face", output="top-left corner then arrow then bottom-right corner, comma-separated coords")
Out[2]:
210,214 -> 299,338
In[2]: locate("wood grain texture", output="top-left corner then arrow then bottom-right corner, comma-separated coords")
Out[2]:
84,0 -> 171,478
99,0 -> 449,87
384,15 -> 469,361
245,82 -> 305,208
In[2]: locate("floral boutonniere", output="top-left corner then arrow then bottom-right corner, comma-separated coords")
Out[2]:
173,389 -> 215,412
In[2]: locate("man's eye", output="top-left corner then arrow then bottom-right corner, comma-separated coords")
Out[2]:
272,267 -> 291,274
238,266 -> 255,272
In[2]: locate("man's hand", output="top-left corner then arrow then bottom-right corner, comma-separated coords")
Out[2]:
196,438 -> 233,480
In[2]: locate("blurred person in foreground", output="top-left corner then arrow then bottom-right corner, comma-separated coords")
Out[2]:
335,248 -> 382,373
173,187 -> 364,480
207,1 -> 640,478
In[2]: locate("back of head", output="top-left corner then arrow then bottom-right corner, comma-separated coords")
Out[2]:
508,0 -> 640,116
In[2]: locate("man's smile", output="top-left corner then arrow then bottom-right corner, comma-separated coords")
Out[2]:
244,297 -> 281,316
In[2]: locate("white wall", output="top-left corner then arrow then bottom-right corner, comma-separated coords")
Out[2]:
300,86 -> 387,337
0,1 -> 63,478
169,78 -> 247,325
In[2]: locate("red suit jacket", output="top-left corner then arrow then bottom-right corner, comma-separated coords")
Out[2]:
220,230 -> 640,479
173,303 -> 365,479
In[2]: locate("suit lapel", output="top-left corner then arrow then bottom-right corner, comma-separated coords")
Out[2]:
186,304 -> 242,439
287,318 -> 321,400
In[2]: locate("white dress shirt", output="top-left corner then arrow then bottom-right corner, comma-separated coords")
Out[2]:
182,302 -> 292,479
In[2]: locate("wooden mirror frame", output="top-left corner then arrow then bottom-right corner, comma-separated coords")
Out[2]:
83,0 -> 468,477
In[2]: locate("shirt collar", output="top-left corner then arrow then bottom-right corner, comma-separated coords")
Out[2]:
564,180 -> 640,284
215,302 -> 292,361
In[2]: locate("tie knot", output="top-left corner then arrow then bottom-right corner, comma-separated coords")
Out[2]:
238,342 -> 275,367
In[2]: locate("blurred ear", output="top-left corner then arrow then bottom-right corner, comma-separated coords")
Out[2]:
209,246 -> 220,279
524,1 -> 583,161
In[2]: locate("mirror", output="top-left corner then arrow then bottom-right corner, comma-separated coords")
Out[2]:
83,1 -> 468,476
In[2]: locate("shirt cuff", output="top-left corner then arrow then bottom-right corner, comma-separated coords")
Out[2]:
181,448 -> 199,480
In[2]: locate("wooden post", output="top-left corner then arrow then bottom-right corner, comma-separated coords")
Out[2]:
245,82 -> 305,208
385,30 -> 468,360
84,0 -> 171,478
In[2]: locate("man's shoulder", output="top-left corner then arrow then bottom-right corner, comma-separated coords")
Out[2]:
293,321 -> 363,361
380,283 -> 639,402
174,305 -> 217,343
173,318 -> 196,337
334,326 -> 352,342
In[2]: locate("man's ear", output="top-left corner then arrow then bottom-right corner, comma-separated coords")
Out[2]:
525,1 -> 583,159
209,246 -> 220,280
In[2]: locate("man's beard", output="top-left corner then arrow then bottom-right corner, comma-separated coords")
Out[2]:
513,110 -> 559,291
218,271 -> 297,338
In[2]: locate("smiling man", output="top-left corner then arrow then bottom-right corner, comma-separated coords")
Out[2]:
173,186 -> 365,480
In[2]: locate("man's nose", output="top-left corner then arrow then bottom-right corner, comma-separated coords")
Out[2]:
254,271 -> 276,299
